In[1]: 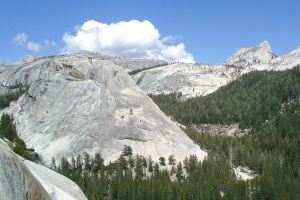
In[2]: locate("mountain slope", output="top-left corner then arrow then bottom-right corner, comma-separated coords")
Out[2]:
132,63 -> 240,98
0,53 -> 206,165
23,158 -> 88,200
0,139 -> 50,200
249,46 -> 300,71
0,139 -> 87,200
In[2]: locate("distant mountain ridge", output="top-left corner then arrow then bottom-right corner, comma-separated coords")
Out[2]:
132,41 -> 300,98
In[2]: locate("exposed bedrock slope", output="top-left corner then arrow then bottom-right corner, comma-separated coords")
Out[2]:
1,55 -> 206,165
0,139 -> 87,200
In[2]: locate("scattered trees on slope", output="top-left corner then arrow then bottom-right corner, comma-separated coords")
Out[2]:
0,87 -> 35,161
0,86 -> 28,109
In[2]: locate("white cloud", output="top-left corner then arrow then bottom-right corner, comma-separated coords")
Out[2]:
44,40 -> 57,48
12,33 -> 56,52
61,20 -> 194,63
161,44 -> 194,63
12,33 -> 28,47
26,41 -> 41,52
161,36 -> 182,44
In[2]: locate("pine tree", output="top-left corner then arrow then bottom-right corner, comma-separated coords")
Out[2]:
52,157 -> 56,169
118,155 -> 128,170
176,162 -> 183,180
135,156 -> 143,179
159,156 -> 166,166
148,156 -> 153,173
0,113 -> 17,141
92,153 -> 104,173
76,154 -> 82,173
83,151 -> 91,172
122,145 -> 132,156
154,162 -> 159,173
168,154 -> 176,165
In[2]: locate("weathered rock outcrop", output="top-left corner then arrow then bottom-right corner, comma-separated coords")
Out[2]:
248,46 -> 300,71
222,41 -> 277,67
0,139 -> 87,200
0,139 -> 50,200
111,57 -> 168,72
132,63 -> 240,98
68,51 -> 168,72
0,53 -> 206,165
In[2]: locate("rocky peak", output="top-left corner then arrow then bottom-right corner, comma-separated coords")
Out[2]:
250,44 -> 300,71
223,41 -> 277,67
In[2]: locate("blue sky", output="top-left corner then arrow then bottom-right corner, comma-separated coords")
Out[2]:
1,0 -> 299,64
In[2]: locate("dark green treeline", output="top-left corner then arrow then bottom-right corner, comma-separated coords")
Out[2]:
149,65 -> 300,131
55,151 -> 251,200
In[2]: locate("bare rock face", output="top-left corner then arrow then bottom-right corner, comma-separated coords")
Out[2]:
132,63 -> 240,98
111,57 -> 168,72
222,41 -> 277,67
0,139 -> 87,200
1,54 -> 206,165
249,46 -> 300,71
22,157 -> 88,200
68,50 -> 168,72
0,139 -> 50,200
18,55 -> 41,64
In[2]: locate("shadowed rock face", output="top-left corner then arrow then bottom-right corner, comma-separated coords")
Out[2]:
0,139 -> 87,200
0,53 -> 206,165
0,139 -> 50,200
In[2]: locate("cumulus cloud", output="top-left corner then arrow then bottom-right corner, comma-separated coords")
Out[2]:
161,36 -> 182,44
26,41 -> 41,52
61,20 -> 194,63
12,33 -> 56,52
12,33 -> 28,47
161,44 -> 194,63
44,40 -> 57,48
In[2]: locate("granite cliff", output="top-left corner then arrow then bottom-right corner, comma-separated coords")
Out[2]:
0,53 -> 206,165
0,139 -> 87,200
